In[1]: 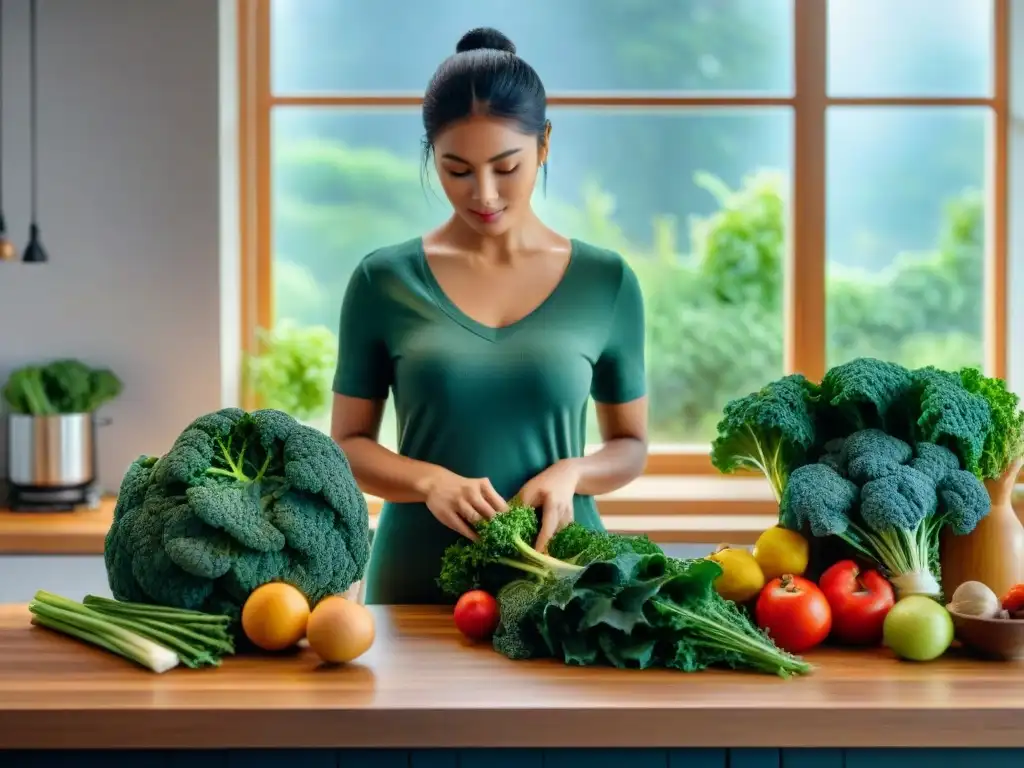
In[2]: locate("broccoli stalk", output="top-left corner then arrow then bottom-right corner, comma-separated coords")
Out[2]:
437,501 -> 583,596
710,374 -> 818,502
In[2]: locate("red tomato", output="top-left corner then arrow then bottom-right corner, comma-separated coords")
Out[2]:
754,574 -> 832,653
817,559 -> 895,646
453,590 -> 500,641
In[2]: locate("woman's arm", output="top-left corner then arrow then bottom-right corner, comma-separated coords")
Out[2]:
568,396 -> 649,497
331,394 -> 451,503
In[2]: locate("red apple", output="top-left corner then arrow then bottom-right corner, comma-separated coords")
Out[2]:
818,560 -> 895,646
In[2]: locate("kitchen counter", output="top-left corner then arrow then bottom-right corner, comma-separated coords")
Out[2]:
2,603 -> 1024,767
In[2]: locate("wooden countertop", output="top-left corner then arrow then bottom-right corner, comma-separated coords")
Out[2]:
0,477 -> 780,554
1,603 -> 1023,750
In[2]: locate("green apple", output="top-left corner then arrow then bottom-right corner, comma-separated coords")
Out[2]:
882,595 -> 954,661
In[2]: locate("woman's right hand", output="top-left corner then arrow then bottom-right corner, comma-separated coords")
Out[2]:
423,470 -> 508,540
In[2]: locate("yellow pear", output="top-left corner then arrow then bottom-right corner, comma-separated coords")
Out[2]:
752,526 -> 810,582
706,544 -> 765,604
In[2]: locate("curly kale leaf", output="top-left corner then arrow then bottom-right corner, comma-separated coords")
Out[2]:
956,366 -> 1024,480
103,408 -> 371,630
710,374 -> 819,502
909,366 -> 991,479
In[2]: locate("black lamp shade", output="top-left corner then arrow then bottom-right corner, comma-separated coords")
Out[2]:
22,223 -> 46,263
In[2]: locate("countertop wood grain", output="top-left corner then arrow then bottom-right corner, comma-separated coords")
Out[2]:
1,603 -> 1023,750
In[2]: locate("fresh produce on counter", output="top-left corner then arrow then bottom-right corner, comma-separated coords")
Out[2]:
2,358 -> 122,415
1001,583 -> 1024,617
28,591 -> 234,673
453,590 -> 500,641
102,407 -> 371,634
947,581 -> 1002,619
711,357 -> 1024,601
706,544 -> 765,603
438,501 -> 812,678
306,595 -> 376,664
241,582 -> 311,652
754,575 -> 831,653
752,526 -> 810,582
883,595 -> 954,662
818,560 -> 895,646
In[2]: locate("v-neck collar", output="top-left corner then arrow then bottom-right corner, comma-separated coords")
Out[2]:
417,237 -> 578,343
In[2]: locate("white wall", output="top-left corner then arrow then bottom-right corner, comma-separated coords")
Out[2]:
0,0 -> 225,500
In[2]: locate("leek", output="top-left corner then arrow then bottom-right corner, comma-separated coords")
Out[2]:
28,595 -> 180,673
28,591 -> 236,672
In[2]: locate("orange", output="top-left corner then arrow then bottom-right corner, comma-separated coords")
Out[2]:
306,595 -> 376,664
241,582 -> 310,651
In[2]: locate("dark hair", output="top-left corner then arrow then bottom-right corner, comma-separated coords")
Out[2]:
422,27 -> 550,181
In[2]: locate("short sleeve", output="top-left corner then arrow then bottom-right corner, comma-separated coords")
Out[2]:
590,261 -> 647,404
332,260 -> 393,400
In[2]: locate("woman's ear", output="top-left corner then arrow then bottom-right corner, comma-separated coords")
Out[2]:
538,120 -> 553,166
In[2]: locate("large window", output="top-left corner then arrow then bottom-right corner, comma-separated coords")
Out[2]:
238,0 -> 1009,477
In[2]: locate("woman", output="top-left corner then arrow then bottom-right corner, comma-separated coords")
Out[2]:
331,27 -> 649,605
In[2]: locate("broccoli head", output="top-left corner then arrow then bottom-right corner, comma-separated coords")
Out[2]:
710,374 -> 819,501
816,357 -> 914,437
838,428 -> 913,484
779,462 -> 860,537
859,465 -> 937,533
936,469 -> 991,535
909,442 -> 961,484
104,407 -> 371,628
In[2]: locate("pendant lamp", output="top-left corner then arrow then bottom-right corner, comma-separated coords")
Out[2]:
0,1 -> 15,262
22,0 -> 45,263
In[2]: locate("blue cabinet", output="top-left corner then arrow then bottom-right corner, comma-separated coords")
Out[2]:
3,749 -> 1022,767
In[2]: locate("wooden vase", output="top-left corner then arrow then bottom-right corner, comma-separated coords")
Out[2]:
940,456 -> 1024,602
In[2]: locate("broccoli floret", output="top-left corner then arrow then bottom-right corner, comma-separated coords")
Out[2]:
956,366 -> 1024,480
547,522 -> 662,565
910,366 -> 991,479
860,465 -> 937,532
840,428 -> 913,484
909,442 -> 961,483
437,500 -> 585,599
779,463 -> 860,537
817,357 -> 914,437
936,469 -> 991,535
103,408 -> 371,632
491,579 -> 545,660
710,374 -> 819,502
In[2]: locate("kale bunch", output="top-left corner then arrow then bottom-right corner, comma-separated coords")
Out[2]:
437,504 -> 811,678
104,408 -> 371,631
2,358 -> 122,415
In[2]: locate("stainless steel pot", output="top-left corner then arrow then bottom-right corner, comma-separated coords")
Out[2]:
7,413 -> 96,488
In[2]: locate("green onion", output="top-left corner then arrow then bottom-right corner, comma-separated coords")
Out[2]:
28,596 -> 180,673
29,591 -> 236,672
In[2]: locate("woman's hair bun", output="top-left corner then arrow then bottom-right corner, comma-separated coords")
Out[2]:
456,27 -> 516,55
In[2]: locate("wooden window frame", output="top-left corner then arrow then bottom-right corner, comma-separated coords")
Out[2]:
236,0 -> 1012,481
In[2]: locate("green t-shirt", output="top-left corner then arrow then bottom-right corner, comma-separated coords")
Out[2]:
333,236 -> 647,604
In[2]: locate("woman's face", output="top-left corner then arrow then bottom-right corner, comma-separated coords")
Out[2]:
432,114 -> 548,237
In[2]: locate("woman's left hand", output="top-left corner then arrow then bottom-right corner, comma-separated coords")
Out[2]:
517,459 -> 580,553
